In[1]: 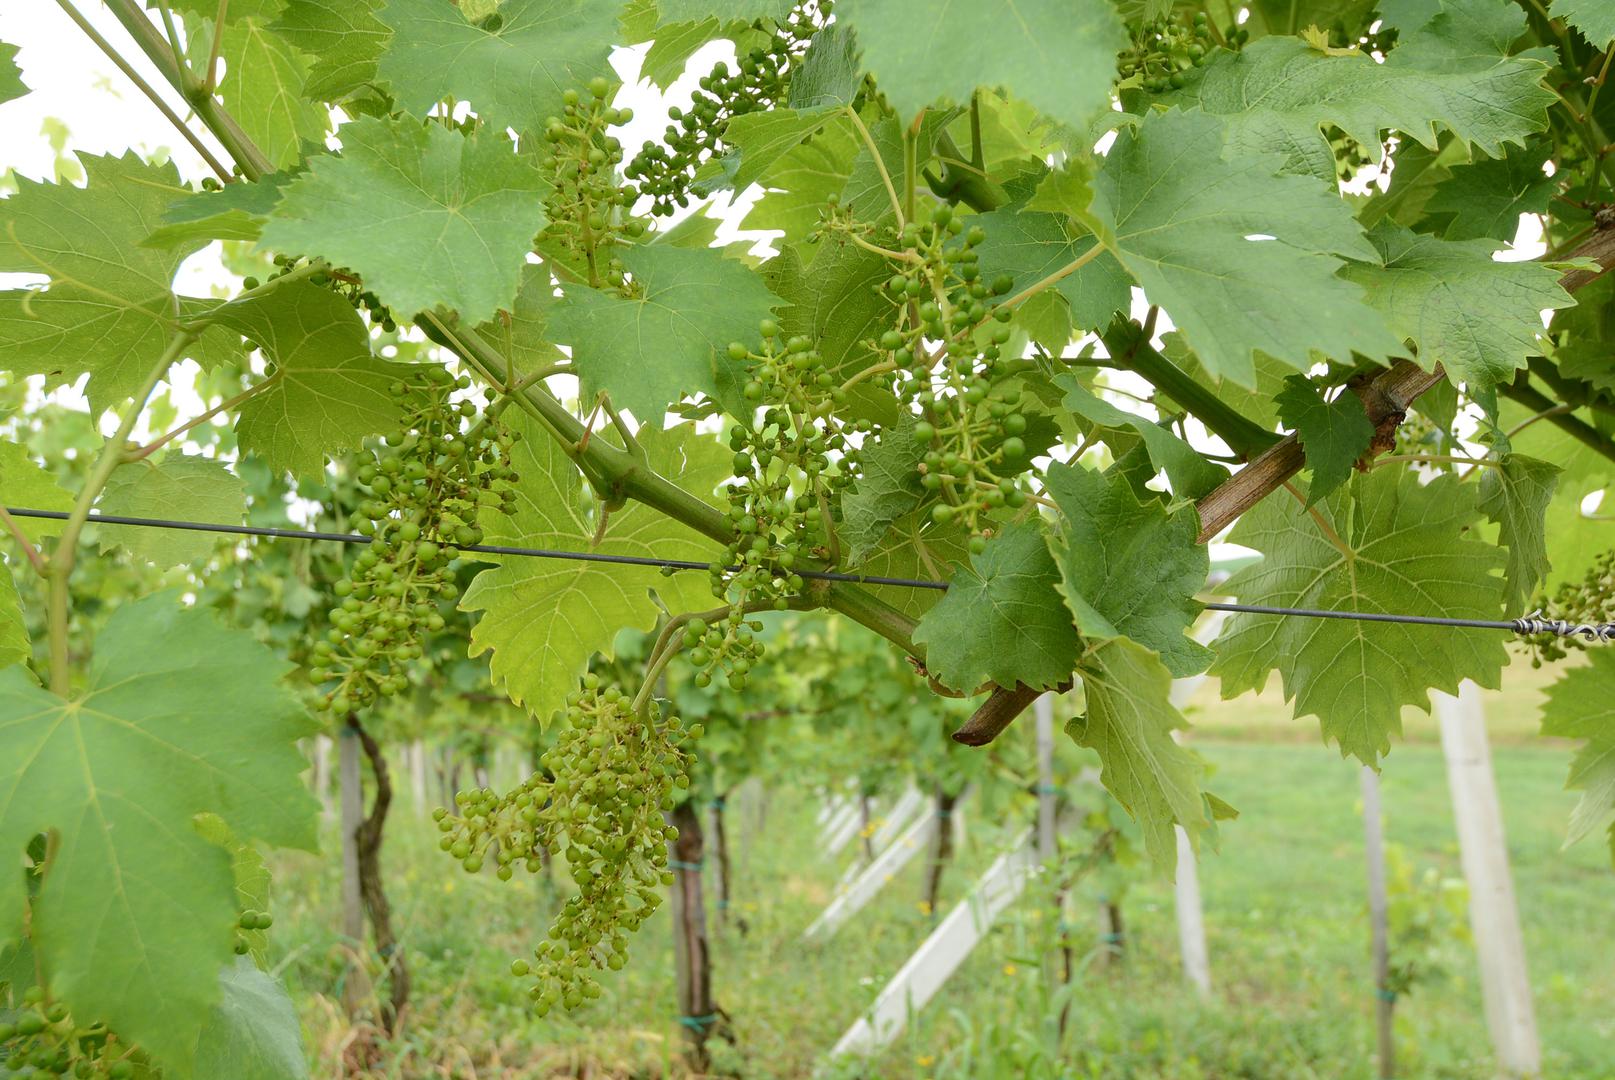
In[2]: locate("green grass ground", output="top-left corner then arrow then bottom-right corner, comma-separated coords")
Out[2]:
267,668 -> 1614,1078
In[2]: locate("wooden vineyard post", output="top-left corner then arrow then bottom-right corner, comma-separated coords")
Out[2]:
1435,682 -> 1541,1077
1360,765 -> 1395,1079
1167,635 -> 1218,997
669,799 -> 718,1068
338,724 -> 374,1015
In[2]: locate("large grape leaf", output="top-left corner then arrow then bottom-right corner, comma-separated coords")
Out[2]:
0,593 -> 318,1076
1043,461 -> 1211,678
1180,0 -> 1554,180
548,244 -> 782,422
839,413 -> 923,564
1088,109 -> 1402,387
913,521 -> 1079,694
0,155 -> 225,414
1210,469 -> 1508,765
1339,221 -> 1574,388
211,281 -> 410,477
1070,638 -> 1211,870
1425,142 -> 1555,242
854,510 -> 970,621
209,15 -> 329,167
271,0 -> 389,102
740,119 -> 857,244
261,117 -> 549,323
0,440 -> 73,542
1554,0 -> 1615,46
1275,376 -> 1375,505
838,0 -> 1126,135
724,108 -> 851,191
1,41 -> 27,105
973,204 -> 1132,334
462,417 -> 728,720
194,959 -> 310,1080
378,0 -> 619,137
0,564 -> 26,671
1477,453 -> 1561,615
1540,651 -> 1615,858
96,455 -> 247,567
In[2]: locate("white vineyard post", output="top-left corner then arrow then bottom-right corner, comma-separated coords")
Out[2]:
312,733 -> 334,823
804,806 -> 944,943
338,726 -> 374,1013
1360,765 -> 1395,1079
1435,681 -> 1541,1078
822,795 -> 868,860
1167,620 -> 1219,997
409,740 -> 427,820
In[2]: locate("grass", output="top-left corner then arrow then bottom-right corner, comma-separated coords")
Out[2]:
266,665 -> 1614,1078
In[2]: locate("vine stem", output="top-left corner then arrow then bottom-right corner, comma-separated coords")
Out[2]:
202,0 -> 229,94
1282,481 -> 1353,560
1374,453 -> 1500,471
846,105 -> 905,228
131,372 -> 281,460
0,507 -> 48,576
997,242 -> 1105,312
47,330 -> 194,696
50,0 -> 232,181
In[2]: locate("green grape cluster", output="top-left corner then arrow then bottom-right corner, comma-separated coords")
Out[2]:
0,989 -> 138,1078
540,77 -> 646,287
868,202 -> 1034,543
1526,548 -> 1615,666
625,1 -> 830,215
431,678 -> 701,1012
1117,12 -> 1217,92
232,906 -> 274,956
308,367 -> 520,714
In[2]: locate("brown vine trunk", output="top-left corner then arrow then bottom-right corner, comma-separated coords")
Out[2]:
351,717 -> 409,1033
669,800 -> 721,1069
1098,898 -> 1126,969
711,793 -> 732,932
859,794 -> 875,862
923,788 -> 960,917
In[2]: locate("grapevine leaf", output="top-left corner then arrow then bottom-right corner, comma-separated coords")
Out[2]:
193,960 -> 309,1080
1477,452 -> 1561,615
270,0 -> 389,102
97,455 -> 247,567
1070,638 -> 1211,870
548,245 -> 781,421
1340,221 -> 1574,388
1540,650 -> 1615,855
1089,109 -> 1401,387
1274,376 -> 1375,505
261,117 -> 549,323
913,521 -> 1079,694
656,0 -> 792,24
0,441 -> 73,543
1243,0 -> 1379,34
838,0 -> 1127,135
1057,377 -> 1228,499
462,416 -> 728,720
1043,461 -> 1211,678
378,0 -> 619,137
973,204 -> 1132,334
144,172 -> 291,249
1425,141 -> 1556,242
211,281 -> 410,478
724,107 -> 849,191
1182,0 -> 1554,180
855,511 -> 970,621
839,413 -> 923,564
640,18 -> 731,89
1210,469 -> 1508,765
0,593 -> 318,1076
210,16 -> 329,168
1157,330 -> 1288,434
0,565 -> 26,671
788,22 -> 862,108
0,155 -> 224,414
739,120 -> 856,243
1553,0 -> 1615,46
166,0 -> 284,19
0,41 -> 27,105
473,263 -> 566,377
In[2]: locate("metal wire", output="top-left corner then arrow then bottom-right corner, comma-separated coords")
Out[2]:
6,506 -> 1610,640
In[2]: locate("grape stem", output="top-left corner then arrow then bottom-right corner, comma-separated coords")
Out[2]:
845,105 -> 906,228
202,0 -> 229,95
131,371 -> 284,461
0,507 -> 47,576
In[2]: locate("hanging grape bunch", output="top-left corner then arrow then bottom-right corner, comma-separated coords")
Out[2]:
1117,12 -> 1220,93
0,988 -> 139,1078
308,365 -> 520,715
540,77 -> 646,287
1526,548 -> 1615,666
432,676 -> 701,1013
626,0 -> 831,214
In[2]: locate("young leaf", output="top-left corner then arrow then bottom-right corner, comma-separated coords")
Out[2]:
97,455 -> 247,567
723,108 -> 851,191
549,245 -> 781,421
1340,221 -> 1574,388
0,40 -> 28,105
209,15 -> 329,167
1211,469 -> 1508,766
1057,377 -> 1228,499
378,0 -> 619,137
1553,0 -> 1615,47
271,0 -> 389,102
211,281 -> 411,477
1043,461 -> 1211,678
1274,376 -> 1375,505
1088,109 -> 1402,387
913,521 -> 1080,694
839,413 -> 924,565
0,593 -> 318,1077
193,959 -> 310,1080
1540,650 -> 1615,857
144,172 -> 291,249
838,0 -> 1127,134
1070,637 -> 1211,870
1477,453 -> 1561,615
463,416 -> 728,720
261,117 -> 549,323
1425,142 -> 1555,242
